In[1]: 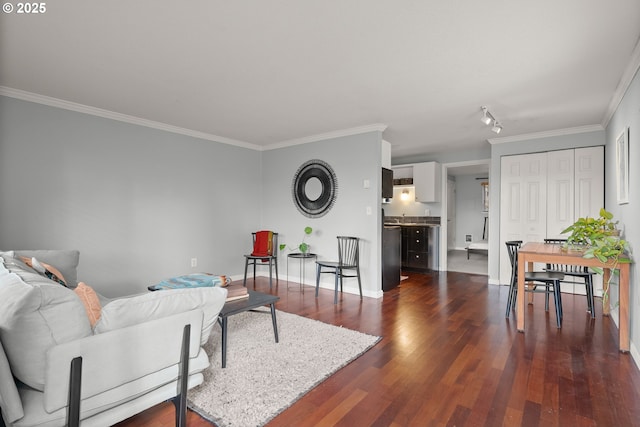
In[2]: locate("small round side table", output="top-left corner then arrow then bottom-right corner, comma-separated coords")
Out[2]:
286,252 -> 317,292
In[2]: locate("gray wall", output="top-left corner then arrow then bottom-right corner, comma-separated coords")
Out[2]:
0,96 -> 261,297
261,132 -> 383,297
454,175 -> 487,249
603,67 -> 639,355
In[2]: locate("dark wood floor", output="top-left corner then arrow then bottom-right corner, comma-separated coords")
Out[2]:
117,272 -> 640,427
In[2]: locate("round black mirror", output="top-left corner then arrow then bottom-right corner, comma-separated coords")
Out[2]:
292,160 -> 338,218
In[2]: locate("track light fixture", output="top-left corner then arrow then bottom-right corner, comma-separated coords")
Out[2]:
480,106 -> 503,134
480,106 -> 493,125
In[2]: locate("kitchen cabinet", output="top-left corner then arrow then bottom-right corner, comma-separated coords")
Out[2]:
392,161 -> 441,203
413,162 -> 441,202
397,224 -> 440,272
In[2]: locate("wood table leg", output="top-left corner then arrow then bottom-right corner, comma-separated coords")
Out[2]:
517,256 -> 525,332
619,265 -> 630,352
602,269 -> 611,316
527,261 -> 534,304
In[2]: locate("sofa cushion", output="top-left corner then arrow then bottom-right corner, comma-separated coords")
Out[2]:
0,254 -> 91,391
95,287 -> 228,345
12,249 -> 80,288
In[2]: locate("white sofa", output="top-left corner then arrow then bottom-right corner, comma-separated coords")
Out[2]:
0,250 -> 227,427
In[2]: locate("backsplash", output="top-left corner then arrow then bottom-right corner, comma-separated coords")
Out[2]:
385,216 -> 440,225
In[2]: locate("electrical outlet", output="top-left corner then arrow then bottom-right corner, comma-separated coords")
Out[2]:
191,258 -> 197,268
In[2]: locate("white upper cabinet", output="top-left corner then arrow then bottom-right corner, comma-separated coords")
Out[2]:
391,161 -> 442,203
413,162 -> 442,202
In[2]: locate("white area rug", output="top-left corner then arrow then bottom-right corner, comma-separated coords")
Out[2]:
188,310 -> 381,427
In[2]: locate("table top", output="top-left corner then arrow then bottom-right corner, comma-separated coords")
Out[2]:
519,242 -> 631,269
219,289 -> 279,317
287,252 -> 317,259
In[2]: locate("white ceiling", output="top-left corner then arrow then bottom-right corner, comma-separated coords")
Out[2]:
1,1 -> 639,160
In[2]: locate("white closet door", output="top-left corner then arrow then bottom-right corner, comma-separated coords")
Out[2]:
575,146 -> 604,219
575,146 -> 605,296
499,153 -> 547,284
547,149 -> 575,239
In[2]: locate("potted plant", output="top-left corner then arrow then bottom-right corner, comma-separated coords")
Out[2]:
561,208 -> 631,310
279,226 -> 313,254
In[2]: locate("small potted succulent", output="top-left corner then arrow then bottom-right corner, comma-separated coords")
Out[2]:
280,226 -> 313,254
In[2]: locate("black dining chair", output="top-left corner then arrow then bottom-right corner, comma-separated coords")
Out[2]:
505,240 -> 565,328
243,231 -> 278,288
543,238 -> 596,318
315,236 -> 363,304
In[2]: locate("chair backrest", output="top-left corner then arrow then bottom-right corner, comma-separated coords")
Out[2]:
543,238 -> 586,273
337,236 -> 359,267
251,231 -> 278,257
544,238 -> 566,245
505,240 -> 523,269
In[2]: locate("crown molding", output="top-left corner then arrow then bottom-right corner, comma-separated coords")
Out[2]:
601,37 -> 640,128
264,123 -> 388,150
487,124 -> 604,145
0,86 -> 261,150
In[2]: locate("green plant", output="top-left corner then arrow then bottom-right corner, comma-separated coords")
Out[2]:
561,208 -> 631,309
561,208 -> 619,247
279,227 -> 313,253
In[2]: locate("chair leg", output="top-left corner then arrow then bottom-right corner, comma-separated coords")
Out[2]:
506,282 -> 516,317
356,267 -> 363,299
274,258 -> 279,283
334,268 -> 340,304
553,281 -> 563,328
243,258 -> 249,287
544,284 -> 550,312
268,261 -> 273,288
315,264 -> 321,297
586,276 -> 595,318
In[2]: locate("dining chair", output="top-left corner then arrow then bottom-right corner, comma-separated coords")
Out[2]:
543,238 -> 596,318
505,240 -> 565,328
243,231 -> 278,288
315,236 -> 363,304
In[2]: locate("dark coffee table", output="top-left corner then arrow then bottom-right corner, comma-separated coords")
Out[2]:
217,289 -> 279,368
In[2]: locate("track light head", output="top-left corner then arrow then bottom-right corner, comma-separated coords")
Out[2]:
480,106 -> 492,125
491,121 -> 502,134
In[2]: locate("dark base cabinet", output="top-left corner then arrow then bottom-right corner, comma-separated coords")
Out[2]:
401,226 -> 430,272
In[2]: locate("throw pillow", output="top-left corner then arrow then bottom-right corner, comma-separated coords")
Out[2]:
29,257 -> 67,287
74,282 -> 101,327
13,250 -> 80,288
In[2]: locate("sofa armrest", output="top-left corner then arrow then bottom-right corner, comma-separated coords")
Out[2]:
0,339 -> 23,424
43,309 -> 204,413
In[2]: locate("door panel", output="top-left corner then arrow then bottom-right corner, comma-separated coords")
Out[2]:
499,153 -> 547,284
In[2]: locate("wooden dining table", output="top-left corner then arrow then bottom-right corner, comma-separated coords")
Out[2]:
517,241 -> 632,352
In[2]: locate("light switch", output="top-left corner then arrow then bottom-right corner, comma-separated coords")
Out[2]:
366,206 -> 372,215
363,179 -> 370,189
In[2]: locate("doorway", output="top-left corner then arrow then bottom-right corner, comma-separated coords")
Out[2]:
440,160 -> 490,275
